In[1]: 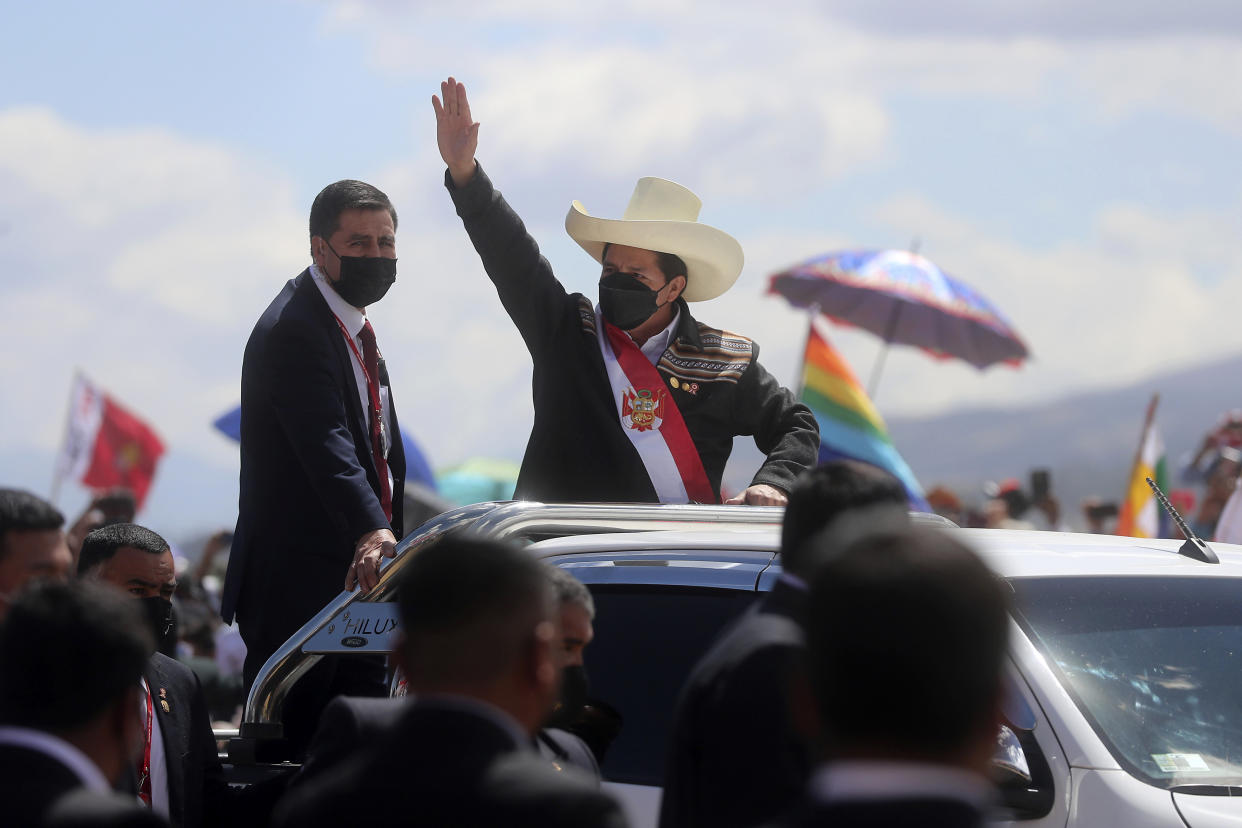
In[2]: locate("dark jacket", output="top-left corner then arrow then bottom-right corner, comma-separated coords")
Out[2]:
144,654 -> 230,828
291,695 -> 601,790
273,702 -> 627,828
0,744 -> 166,828
221,269 -> 406,668
660,579 -> 812,828
446,166 -> 818,502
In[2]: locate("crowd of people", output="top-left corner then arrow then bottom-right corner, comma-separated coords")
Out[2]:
1,460 -> 1011,827
920,410 -> 1242,542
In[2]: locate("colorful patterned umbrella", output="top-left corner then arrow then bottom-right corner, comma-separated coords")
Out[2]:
768,249 -> 1029,380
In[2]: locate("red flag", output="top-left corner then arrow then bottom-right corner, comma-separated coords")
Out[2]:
56,374 -> 165,509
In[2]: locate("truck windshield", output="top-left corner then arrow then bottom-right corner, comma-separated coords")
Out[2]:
1010,575 -> 1242,790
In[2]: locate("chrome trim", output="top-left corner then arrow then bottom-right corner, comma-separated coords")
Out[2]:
911,511 -> 958,529
241,501 -> 785,737
240,500 -> 496,737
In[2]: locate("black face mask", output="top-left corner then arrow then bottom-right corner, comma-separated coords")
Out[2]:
598,272 -> 668,331
548,665 -> 590,728
138,595 -> 177,658
324,241 -> 397,308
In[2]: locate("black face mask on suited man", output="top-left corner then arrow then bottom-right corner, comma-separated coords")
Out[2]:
138,595 -> 177,658
324,241 -> 397,308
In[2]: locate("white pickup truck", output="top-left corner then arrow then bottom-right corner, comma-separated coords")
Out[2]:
221,501 -> 1242,827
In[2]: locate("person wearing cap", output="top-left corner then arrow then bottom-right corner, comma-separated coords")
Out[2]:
433,77 -> 818,505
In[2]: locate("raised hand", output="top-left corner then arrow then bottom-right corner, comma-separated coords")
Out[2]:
433,76 -> 479,187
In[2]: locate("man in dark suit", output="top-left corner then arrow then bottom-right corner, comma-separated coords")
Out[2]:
221,179 -> 407,754
80,524 -> 275,828
770,527 -> 1008,828
0,580 -> 167,827
273,535 -> 626,828
290,562 -> 602,788
660,461 -> 910,828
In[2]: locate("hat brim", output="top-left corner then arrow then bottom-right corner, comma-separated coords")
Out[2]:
565,202 -> 744,302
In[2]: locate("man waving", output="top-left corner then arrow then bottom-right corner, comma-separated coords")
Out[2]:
434,77 -> 817,505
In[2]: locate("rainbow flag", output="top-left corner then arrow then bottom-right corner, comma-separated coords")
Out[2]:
1116,395 -> 1168,538
800,318 -> 928,509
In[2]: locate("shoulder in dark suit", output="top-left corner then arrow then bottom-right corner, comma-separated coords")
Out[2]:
765,797 -> 984,828
0,744 -> 93,827
289,695 -> 405,789
46,788 -> 169,827
293,696 -> 603,790
274,703 -> 626,828
660,579 -> 811,828
0,744 -> 166,828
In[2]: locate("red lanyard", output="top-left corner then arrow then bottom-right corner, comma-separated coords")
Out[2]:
137,684 -> 153,807
332,315 -> 384,424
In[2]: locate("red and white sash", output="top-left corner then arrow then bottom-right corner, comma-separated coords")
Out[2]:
596,309 -> 717,504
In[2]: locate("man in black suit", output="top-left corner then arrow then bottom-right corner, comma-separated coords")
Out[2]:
660,461 -> 909,828
80,524 -> 240,828
770,527 -> 1008,828
0,580 -> 166,827
221,179 -> 407,754
273,535 -> 627,828
290,561 -> 602,788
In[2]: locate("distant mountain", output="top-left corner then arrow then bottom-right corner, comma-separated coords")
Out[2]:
886,351 -> 1242,525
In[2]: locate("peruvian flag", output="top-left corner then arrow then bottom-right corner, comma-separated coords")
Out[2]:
55,374 -> 166,509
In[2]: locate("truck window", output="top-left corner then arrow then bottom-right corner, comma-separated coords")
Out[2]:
578,584 -> 758,785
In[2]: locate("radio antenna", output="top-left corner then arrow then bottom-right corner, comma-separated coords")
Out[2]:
1146,477 -> 1219,564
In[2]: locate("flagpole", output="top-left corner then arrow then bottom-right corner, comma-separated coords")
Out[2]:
1132,393 -> 1160,472
48,369 -> 82,506
1117,392 -> 1159,536
866,239 -> 920,402
795,305 -> 820,399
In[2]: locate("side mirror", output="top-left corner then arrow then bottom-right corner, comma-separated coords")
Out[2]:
991,723 -> 1054,819
993,724 -> 1032,785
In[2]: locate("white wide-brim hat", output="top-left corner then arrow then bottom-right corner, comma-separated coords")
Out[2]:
564,177 -> 744,302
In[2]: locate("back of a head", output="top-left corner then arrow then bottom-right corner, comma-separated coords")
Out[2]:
77,522 -> 169,575
780,461 -> 908,577
396,533 -> 554,689
0,580 -> 151,732
805,527 -> 1009,762
0,488 -> 64,553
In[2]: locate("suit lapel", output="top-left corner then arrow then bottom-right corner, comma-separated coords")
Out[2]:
144,655 -> 185,824
295,271 -> 374,461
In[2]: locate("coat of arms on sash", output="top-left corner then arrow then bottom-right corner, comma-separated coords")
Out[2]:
621,387 -> 665,432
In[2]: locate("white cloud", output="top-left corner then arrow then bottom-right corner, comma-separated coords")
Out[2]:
0,107 -> 305,462
325,0 -> 1242,145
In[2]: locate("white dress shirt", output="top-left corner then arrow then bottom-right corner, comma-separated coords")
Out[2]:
311,264 -> 395,496
635,307 -> 681,365
810,760 -> 994,809
0,725 -> 111,794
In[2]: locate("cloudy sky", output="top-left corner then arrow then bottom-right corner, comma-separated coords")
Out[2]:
3,0 -> 1240,538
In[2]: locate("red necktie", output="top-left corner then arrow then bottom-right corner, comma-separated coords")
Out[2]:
358,320 -> 393,522
137,685 -> 152,807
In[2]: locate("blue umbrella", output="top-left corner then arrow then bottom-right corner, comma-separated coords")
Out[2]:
769,249 -> 1029,395
211,405 -> 437,491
